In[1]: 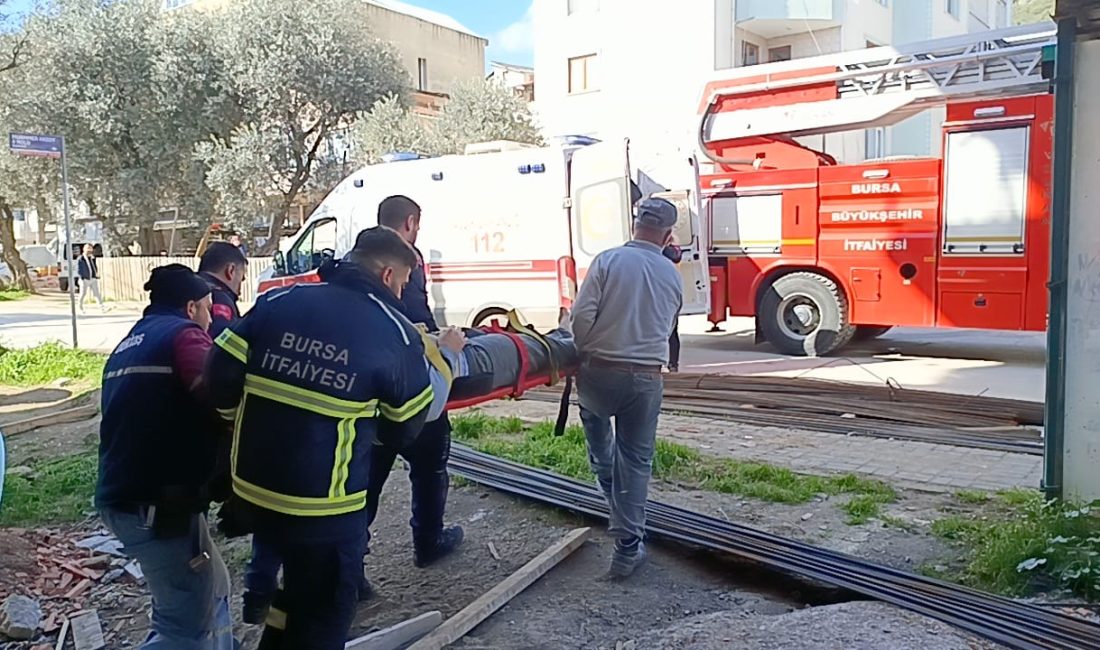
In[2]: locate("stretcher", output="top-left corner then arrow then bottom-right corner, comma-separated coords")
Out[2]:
442,311 -> 578,412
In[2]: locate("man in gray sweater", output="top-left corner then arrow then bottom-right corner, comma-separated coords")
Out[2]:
569,197 -> 683,579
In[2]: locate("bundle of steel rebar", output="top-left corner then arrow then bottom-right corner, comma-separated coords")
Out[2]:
449,445 -> 1100,650
525,373 -> 1044,455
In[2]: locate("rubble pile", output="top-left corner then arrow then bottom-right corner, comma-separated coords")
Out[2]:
0,527 -> 143,648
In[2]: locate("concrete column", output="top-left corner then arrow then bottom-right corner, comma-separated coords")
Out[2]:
1061,30 -> 1100,501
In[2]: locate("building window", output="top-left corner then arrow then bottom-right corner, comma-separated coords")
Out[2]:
568,54 -> 597,94
768,46 -> 792,63
946,0 -> 960,18
417,58 -> 428,91
875,0 -> 889,5
865,127 -> 886,159
567,0 -> 598,15
163,0 -> 194,9
741,41 -> 760,67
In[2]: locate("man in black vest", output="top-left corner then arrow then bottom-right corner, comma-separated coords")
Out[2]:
369,195 -> 463,571
95,264 -> 238,648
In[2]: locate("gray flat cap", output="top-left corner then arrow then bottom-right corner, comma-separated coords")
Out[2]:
634,197 -> 678,229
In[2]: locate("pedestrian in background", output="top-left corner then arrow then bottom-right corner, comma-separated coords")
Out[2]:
77,244 -> 106,313
569,197 -> 683,579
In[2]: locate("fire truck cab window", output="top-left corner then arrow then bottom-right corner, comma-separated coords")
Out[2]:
709,194 -> 782,255
942,126 -> 1028,255
287,217 -> 338,275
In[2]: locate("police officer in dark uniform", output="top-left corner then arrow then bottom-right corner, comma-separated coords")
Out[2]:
96,264 -> 238,648
206,227 -> 436,649
198,241 -> 248,338
369,195 -> 464,569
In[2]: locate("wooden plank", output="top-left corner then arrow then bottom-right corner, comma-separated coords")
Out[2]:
55,617 -> 70,650
5,405 -> 99,436
344,611 -> 443,650
407,527 -> 591,650
69,610 -> 105,650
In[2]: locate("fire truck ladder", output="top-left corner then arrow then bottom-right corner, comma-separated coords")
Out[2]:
699,22 -> 1056,152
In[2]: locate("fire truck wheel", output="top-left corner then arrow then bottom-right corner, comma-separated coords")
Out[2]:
758,272 -> 855,357
853,325 -> 893,341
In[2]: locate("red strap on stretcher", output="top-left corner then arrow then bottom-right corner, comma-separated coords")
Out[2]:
443,323 -> 548,411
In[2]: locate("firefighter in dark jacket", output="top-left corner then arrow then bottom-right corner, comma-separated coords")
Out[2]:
369,195 -> 464,573
206,226 -> 436,649
199,241 -> 248,338
95,264 -> 238,648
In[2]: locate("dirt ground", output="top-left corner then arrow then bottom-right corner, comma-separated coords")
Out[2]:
0,388 -> 1012,649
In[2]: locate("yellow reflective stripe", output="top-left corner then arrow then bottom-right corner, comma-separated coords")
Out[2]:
216,406 -> 238,423
378,384 -> 433,422
232,476 -> 366,517
230,394 -> 248,474
215,329 -> 249,363
329,418 -> 358,498
265,606 -> 287,630
244,374 -> 377,419
418,328 -> 453,389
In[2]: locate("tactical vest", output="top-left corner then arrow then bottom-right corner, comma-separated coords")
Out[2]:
95,307 -> 217,511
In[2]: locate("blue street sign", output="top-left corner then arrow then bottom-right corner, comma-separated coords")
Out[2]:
8,132 -> 63,159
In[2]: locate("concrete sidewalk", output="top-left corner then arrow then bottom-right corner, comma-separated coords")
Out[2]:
473,399 -> 1042,493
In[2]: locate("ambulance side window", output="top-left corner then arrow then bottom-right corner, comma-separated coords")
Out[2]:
287,218 -> 337,275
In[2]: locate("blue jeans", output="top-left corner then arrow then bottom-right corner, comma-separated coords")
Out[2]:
100,508 -> 237,649
576,363 -> 664,544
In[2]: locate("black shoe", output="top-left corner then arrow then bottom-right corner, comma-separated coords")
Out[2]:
414,525 -> 465,568
242,590 -> 272,625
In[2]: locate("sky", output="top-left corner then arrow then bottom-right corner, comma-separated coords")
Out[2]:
407,0 -> 535,66
2,0 -> 536,66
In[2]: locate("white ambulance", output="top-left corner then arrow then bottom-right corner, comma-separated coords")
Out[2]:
255,138 -> 711,330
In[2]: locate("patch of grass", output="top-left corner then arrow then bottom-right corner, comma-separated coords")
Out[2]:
1,451 -> 98,526
955,489 -> 990,504
842,494 -> 893,525
932,490 -> 1100,600
0,289 -> 29,302
451,414 -> 896,513
0,342 -> 106,386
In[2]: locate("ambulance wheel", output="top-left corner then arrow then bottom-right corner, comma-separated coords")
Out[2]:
853,325 -> 893,342
473,308 -> 509,329
758,272 -> 855,357
59,277 -> 70,292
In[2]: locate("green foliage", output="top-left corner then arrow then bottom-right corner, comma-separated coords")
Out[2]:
1,452 -> 98,526
352,79 -> 543,164
0,288 -> 28,301
0,342 -> 106,386
196,0 -> 407,248
956,489 -> 991,504
450,414 -> 895,513
932,490 -> 1100,600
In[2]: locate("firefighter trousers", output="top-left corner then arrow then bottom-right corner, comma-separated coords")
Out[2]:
364,412 -> 452,553
254,532 -> 364,650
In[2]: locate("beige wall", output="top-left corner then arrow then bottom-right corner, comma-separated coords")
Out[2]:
362,4 -> 486,96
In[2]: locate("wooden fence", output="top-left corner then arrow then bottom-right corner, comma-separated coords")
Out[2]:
100,256 -> 274,304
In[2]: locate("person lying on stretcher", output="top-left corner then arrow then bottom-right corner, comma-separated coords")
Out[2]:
419,317 -> 579,409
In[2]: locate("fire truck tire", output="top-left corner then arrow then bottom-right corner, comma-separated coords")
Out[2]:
758,272 -> 855,357
853,325 -> 893,341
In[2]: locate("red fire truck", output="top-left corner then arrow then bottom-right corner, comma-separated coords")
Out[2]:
699,23 -> 1056,356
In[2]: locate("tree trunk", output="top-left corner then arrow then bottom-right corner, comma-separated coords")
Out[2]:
0,199 -> 38,293
256,194 -> 296,256
35,193 -> 49,245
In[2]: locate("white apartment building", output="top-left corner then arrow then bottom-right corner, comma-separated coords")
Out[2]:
533,0 -> 1015,162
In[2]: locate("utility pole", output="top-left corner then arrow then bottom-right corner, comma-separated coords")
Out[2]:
1048,1 -> 1100,501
